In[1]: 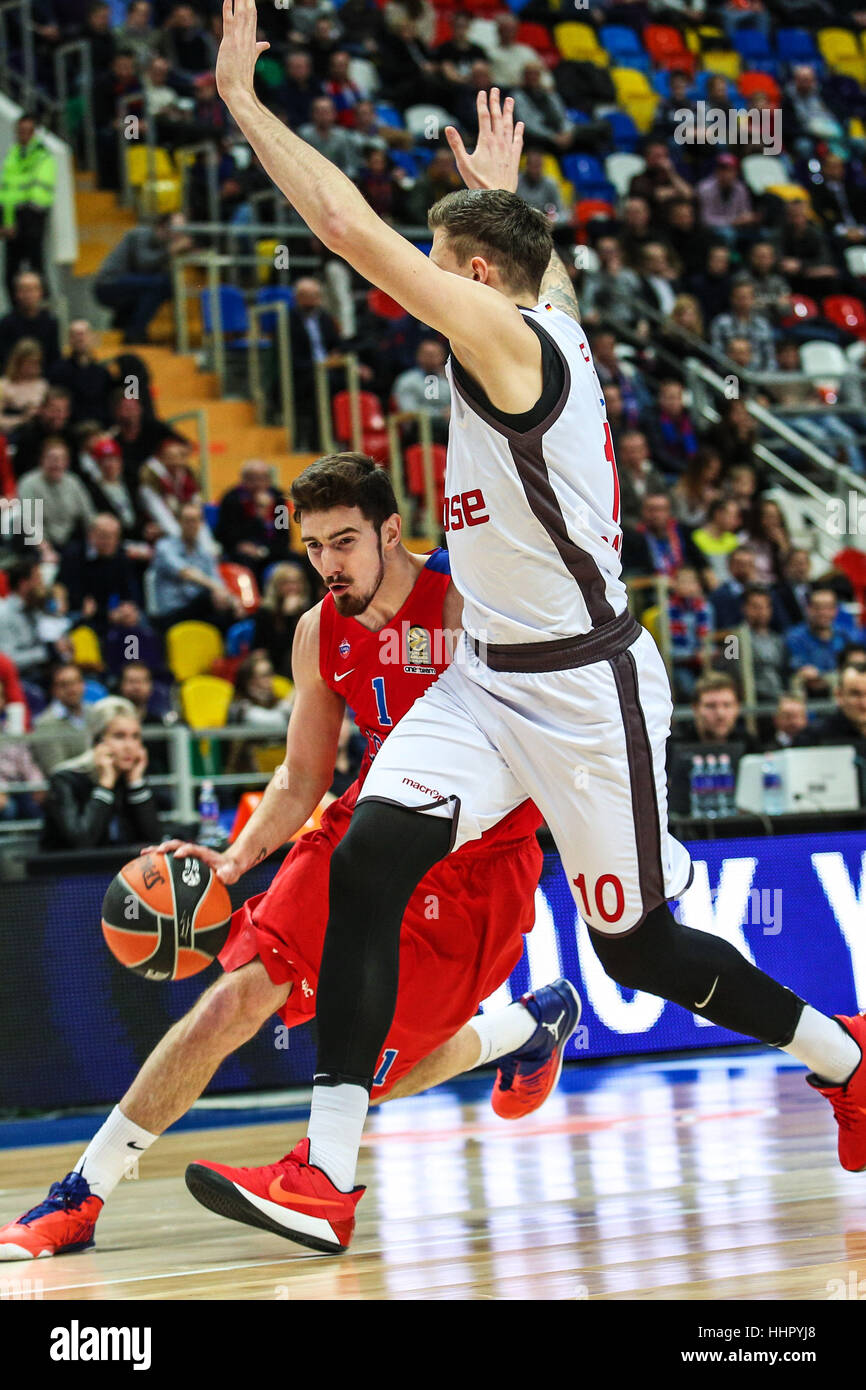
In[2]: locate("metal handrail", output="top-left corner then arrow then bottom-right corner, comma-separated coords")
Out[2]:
0,0 -> 37,112
176,140 -> 220,228
315,352 -> 362,456
54,40 -> 95,172
247,299 -> 295,449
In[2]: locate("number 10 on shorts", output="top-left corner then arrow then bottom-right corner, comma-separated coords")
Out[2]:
573,872 -> 625,924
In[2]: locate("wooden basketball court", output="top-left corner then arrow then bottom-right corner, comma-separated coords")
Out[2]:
1,1053 -> 864,1301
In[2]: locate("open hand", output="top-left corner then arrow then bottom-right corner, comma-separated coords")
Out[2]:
139,838 -> 244,884
215,0 -> 269,105
444,88 -> 524,195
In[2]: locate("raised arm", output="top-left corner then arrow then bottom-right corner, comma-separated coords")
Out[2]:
214,0 -> 528,362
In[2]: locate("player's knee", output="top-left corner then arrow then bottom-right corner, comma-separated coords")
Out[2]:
589,903 -> 678,993
193,965 -> 287,1042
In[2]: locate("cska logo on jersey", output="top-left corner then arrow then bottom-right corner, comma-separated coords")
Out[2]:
404,625 -> 436,675
338,639 -> 351,657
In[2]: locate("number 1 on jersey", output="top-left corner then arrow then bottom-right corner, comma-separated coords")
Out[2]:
371,675 -> 393,727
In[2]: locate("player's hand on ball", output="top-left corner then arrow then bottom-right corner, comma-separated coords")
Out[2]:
445,89 -> 523,194
139,839 -> 244,884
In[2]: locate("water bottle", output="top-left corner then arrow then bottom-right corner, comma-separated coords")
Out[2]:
704,754 -> 719,819
197,779 -> 222,847
689,754 -> 705,818
718,754 -> 735,817
761,757 -> 785,817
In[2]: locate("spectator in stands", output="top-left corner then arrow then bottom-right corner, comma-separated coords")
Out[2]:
773,546 -> 812,629
739,584 -> 790,703
435,11 -> 489,89
579,238 -> 642,332
40,695 -> 160,850
602,382 -> 627,439
591,327 -> 651,419
377,15 -> 444,112
18,438 -> 95,551
726,463 -> 759,519
405,147 -> 462,224
817,663 -> 866,744
512,61 -> 606,157
150,499 -> 241,630
32,661 -> 90,773
655,69 -> 694,140
620,491 -> 704,580
671,446 -> 723,528
299,96 -> 359,179
616,433 -> 669,530
747,497 -> 791,585
116,658 -> 171,781
668,565 -> 712,702
82,1 -> 116,87
784,64 -> 844,145
252,562 -> 314,679
289,0 -> 343,45
767,694 -> 810,751
117,0 -> 158,69
214,459 -> 291,576
482,12 -> 540,90
629,139 -> 693,211
778,199 -> 839,291
691,497 -> 742,587
77,431 -> 141,539
271,48 -> 321,128
643,378 -> 699,478
516,148 -> 570,231
811,152 -> 866,247
0,650 -> 28,728
660,200 -> 705,278
93,50 -> 145,189
138,436 -> 200,539
0,558 -> 56,683
0,271 -> 60,373
93,212 -> 193,345
696,153 -> 756,239
710,544 -> 758,629
636,242 -> 680,317
391,338 -> 450,443
0,339 -> 47,435
112,392 -> 178,499
289,276 -> 343,451
322,49 -> 363,128
228,650 -> 293,736
705,395 -> 759,470
347,99 -> 412,159
158,3 -> 216,78
58,513 -> 143,630
0,114 -> 56,302
356,147 -> 411,222
308,14 -> 345,80
48,320 -> 113,424
723,335 -> 755,379
0,672 -> 43,820
619,196 -> 655,269
787,587 -> 859,700
673,672 -> 758,750
688,241 -> 733,324
710,277 -> 777,372
744,241 -> 792,324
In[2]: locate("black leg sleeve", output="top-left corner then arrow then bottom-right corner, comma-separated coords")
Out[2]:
590,902 -> 806,1048
314,800 -> 453,1089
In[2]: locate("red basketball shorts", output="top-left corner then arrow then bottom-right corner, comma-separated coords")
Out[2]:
219,787 -> 542,1097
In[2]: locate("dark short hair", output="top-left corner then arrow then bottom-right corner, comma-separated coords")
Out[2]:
290,452 -> 398,530
427,188 -> 552,298
742,583 -> 772,603
7,557 -> 41,590
838,642 -> 866,670
694,672 -> 739,702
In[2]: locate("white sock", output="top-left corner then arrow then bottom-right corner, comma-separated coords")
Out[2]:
782,1006 -> 862,1085
307,1083 -> 369,1192
74,1105 -> 159,1202
467,1001 -> 537,1068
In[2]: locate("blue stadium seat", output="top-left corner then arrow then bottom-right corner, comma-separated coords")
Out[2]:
605,110 -> 641,152
599,24 -> 651,71
199,284 -> 248,336
375,104 -> 405,129
776,28 -> 818,64
389,149 -> 418,176
561,153 -> 605,187
732,28 -> 774,65
203,501 -> 219,529
505,0 -> 533,10
255,285 -> 295,334
226,618 -> 256,657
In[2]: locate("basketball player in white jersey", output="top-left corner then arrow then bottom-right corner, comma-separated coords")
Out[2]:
196,0 -> 866,1248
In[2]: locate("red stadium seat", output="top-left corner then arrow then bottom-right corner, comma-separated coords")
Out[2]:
405,443 -> 447,508
367,287 -> 409,321
738,71 -> 781,105
333,389 -> 386,440
781,294 -> 819,326
643,25 -> 696,74
518,21 -> 559,64
218,563 -> 261,613
834,548 -> 866,625
432,12 -> 452,45
0,435 -> 15,499
574,198 -> 616,241
0,569 -> 8,597
823,295 -> 866,340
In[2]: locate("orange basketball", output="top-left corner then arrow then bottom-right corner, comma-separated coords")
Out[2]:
101,851 -> 232,981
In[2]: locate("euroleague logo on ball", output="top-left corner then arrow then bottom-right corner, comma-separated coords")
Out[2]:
181,857 -> 201,887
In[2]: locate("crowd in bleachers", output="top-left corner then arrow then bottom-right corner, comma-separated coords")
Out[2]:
5,0 -> 866,832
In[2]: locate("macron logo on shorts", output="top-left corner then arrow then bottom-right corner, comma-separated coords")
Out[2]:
402,776 -> 444,800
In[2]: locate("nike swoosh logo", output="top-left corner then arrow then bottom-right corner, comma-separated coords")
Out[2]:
267,1177 -> 342,1209
332,670 -> 355,682
127,1142 -> 145,1151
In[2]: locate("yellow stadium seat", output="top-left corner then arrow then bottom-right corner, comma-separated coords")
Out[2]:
835,57 -> 866,83
125,145 -> 175,187
850,117 -> 866,140
166,621 -> 224,682
696,25 -> 724,45
256,239 -> 279,285
641,605 -> 662,646
554,21 -> 607,64
612,70 -> 659,132
766,183 -> 813,203
271,675 -> 294,701
701,51 -> 741,80
819,27 -> 859,63
180,674 -> 234,730
69,625 -> 102,668
685,28 -> 700,54
253,745 -> 287,774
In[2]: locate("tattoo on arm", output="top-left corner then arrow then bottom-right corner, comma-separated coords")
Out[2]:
539,248 -> 581,323
253,846 -> 267,866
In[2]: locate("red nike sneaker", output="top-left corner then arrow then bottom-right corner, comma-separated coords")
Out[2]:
492,978 -> 582,1120
807,1012 -> 866,1171
0,1172 -> 102,1261
185,1139 -> 364,1253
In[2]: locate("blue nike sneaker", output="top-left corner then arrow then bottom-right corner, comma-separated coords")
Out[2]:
492,979 -> 581,1119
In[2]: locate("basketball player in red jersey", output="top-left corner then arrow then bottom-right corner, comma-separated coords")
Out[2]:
0,455 -> 579,1262
201,0 -> 866,1255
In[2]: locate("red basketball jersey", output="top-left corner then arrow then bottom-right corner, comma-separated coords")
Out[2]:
317,550 -> 541,843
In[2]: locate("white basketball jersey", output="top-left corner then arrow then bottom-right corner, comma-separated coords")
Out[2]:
443,303 -> 627,646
